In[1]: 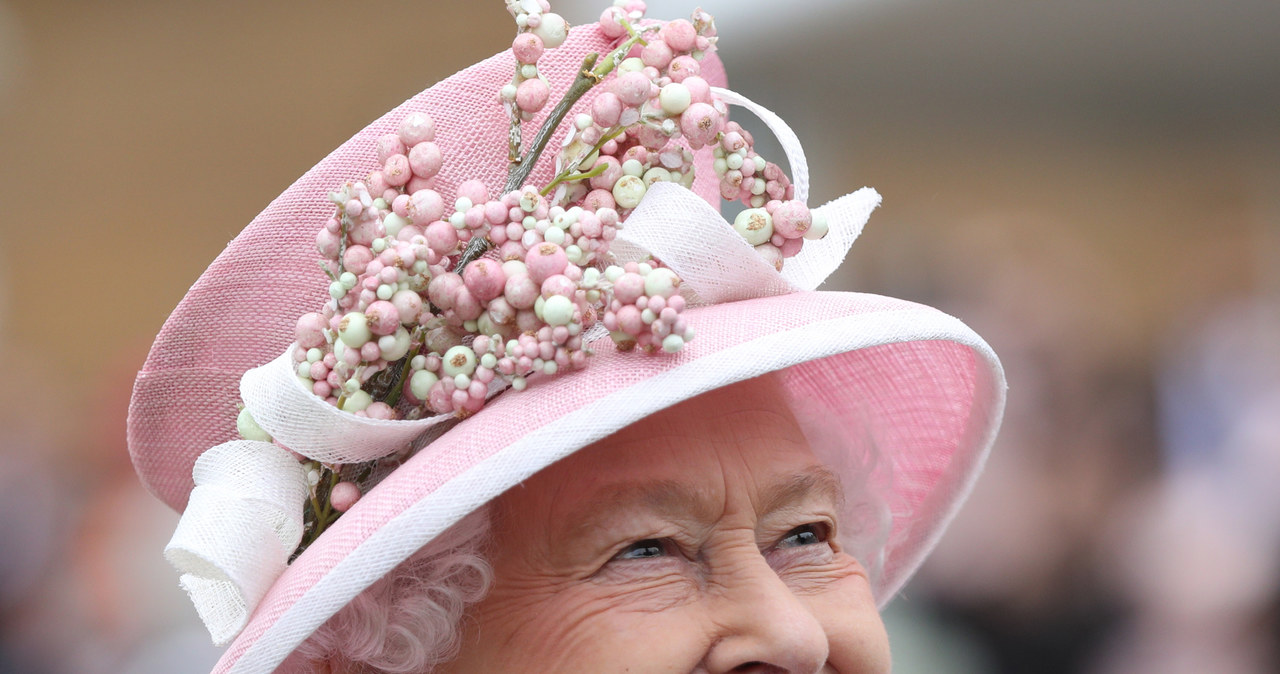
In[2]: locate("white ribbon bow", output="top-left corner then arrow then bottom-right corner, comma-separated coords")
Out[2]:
167,87 -> 880,647
165,441 -> 309,646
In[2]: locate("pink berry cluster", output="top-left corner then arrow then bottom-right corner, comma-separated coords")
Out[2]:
502,1 -> 570,123
279,5 -> 831,426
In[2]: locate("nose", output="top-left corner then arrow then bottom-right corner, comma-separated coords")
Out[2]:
702,556 -> 830,673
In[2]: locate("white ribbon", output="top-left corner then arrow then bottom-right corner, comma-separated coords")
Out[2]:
170,86 -> 881,647
165,441 -> 310,646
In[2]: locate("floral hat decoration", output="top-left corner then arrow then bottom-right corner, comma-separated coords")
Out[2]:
127,1 -> 1007,672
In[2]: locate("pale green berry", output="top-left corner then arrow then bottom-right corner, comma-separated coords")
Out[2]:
449,212 -> 466,228
726,153 -> 744,170
642,308 -> 657,324
409,370 -> 438,400
377,284 -> 394,300
480,353 -> 497,369
236,407 -> 272,442
753,156 -> 766,172
340,272 -> 358,289
566,244 -> 584,265
542,294 -> 575,326
544,227 -> 566,246
662,334 -> 685,353
307,348 -> 323,363
296,362 -> 311,378
502,260 -> 528,278
750,195 -> 766,208
613,175 -> 646,209
618,57 -> 644,73
343,378 -> 361,394
574,113 -> 593,130
804,210 -> 829,240
343,389 -> 373,412
372,238 -> 387,253
604,265 -> 625,282
621,159 -> 644,177
523,215 -> 537,230
378,327 -> 411,361
637,262 -> 654,275
454,373 -> 470,389
520,63 -> 537,79
410,354 -> 427,370
581,267 -> 601,287
644,267 -> 681,298
383,213 -> 408,238
751,178 -> 767,196
733,208 -> 774,246
543,360 -> 558,375
462,319 -> 479,332
659,83 -> 692,115
339,312 -> 372,348
442,345 -> 478,377
329,281 -> 346,300
642,166 -> 672,186
512,376 -> 527,391
501,83 -> 518,101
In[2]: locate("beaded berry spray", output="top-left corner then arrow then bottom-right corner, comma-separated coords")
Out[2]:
237,0 -> 831,553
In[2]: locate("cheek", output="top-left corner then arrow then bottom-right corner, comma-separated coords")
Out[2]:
467,576 -> 713,670
803,571 -> 891,674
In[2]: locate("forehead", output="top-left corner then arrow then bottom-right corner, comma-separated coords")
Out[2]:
501,376 -> 835,517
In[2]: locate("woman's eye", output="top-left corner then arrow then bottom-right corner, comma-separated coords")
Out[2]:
778,523 -> 828,549
615,539 -> 669,560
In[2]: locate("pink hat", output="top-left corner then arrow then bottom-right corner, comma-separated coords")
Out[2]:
129,7 -> 1004,673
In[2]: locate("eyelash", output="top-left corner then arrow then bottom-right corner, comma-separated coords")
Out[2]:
612,523 -> 831,562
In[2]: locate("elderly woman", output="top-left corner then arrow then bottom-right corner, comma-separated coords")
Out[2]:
128,3 -> 1005,673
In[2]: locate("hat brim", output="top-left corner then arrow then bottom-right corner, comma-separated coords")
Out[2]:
211,290 -> 1004,673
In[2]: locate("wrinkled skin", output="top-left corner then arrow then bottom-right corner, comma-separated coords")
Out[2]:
442,376 -> 891,673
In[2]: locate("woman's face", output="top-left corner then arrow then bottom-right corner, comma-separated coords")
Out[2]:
443,376 -> 891,673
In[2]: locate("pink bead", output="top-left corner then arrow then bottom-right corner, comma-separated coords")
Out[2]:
679,102 -> 722,149
599,6 -> 627,38
367,171 -> 390,197
779,236 -> 804,258
383,154 -> 411,187
516,78 -> 550,113
407,189 -> 445,225
391,290 -> 422,323
524,243 -> 568,284
641,40 -> 673,69
408,142 -> 443,179
330,481 -> 361,513
612,71 -> 652,107
428,382 -> 451,413
515,310 -> 541,334
540,274 -> 576,298
661,19 -> 697,52
667,55 -> 700,82
367,402 -> 395,420
399,112 -> 435,146
571,351 -> 588,369
589,156 -> 623,190
512,33 -> 544,64
342,245 -> 372,275
498,240 -> 526,262
613,272 -> 646,304
453,286 -> 483,321
772,200 -> 812,239
504,273 -> 540,309
682,76 -> 711,104
312,381 -> 332,398
392,194 -> 411,217
427,272 -> 464,310
295,312 -> 328,348
309,361 -> 328,380
425,220 -> 459,256
316,228 -> 341,260
406,177 -> 433,195
484,200 -> 508,225
375,134 -> 407,163
617,305 -> 644,335
360,341 -> 381,361
582,189 -> 616,211
638,125 -> 667,150
468,380 -> 488,399
365,300 -> 401,336
463,258 -> 507,303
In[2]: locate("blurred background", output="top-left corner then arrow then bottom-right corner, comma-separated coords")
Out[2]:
1,0 -> 1277,672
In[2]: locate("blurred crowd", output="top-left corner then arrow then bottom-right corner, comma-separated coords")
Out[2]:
1,1 -> 1277,672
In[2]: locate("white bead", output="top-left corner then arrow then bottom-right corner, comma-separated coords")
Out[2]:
532,12 -> 567,48
480,353 -> 497,369
236,408 -> 272,442
379,327 -> 412,361
544,227 -> 566,246
307,348 -> 323,363
409,370 -> 438,400
642,166 -> 671,186
512,376 -> 527,391
377,284 -> 394,300
659,83 -> 691,115
411,354 -> 427,370
339,272 -> 357,289
644,267 -> 681,298
575,113 -> 593,130
662,334 -> 685,353
804,211 -> 830,240
502,260 -> 528,278
713,158 -> 728,175
520,64 -> 537,79
542,295 -> 575,326
618,57 -> 645,73
442,345 -> 478,377
604,265 -> 625,282
383,213 -> 408,238
454,373 -> 470,389
339,312 -> 372,348
612,175 -> 647,209
329,281 -> 346,300
343,389 -> 373,412
733,208 -> 774,246
621,159 -> 645,177
501,83 -> 518,101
